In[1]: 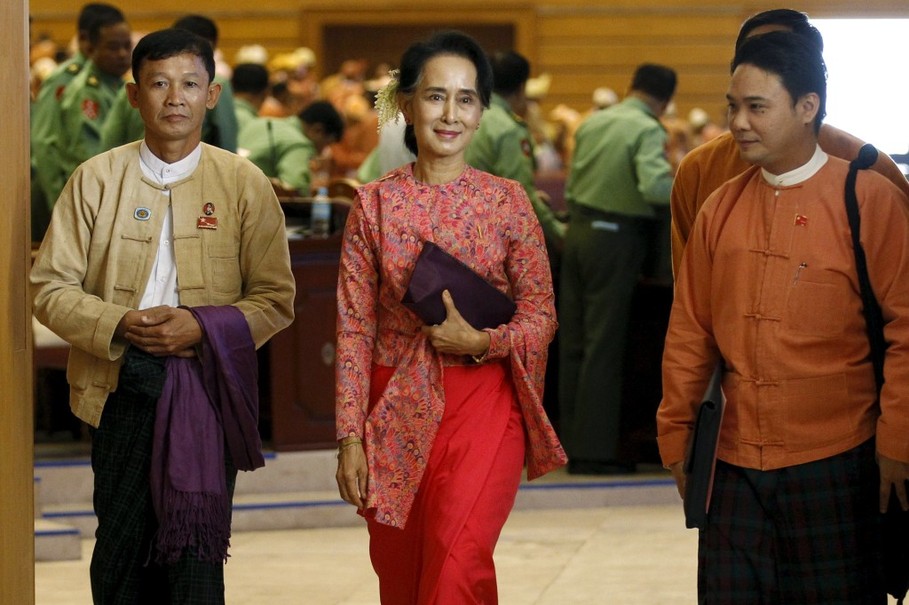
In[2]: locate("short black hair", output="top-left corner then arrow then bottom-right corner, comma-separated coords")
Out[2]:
732,30 -> 827,133
172,14 -> 219,48
85,5 -> 127,45
300,101 -> 345,141
131,28 -> 215,85
397,30 -> 493,156
630,64 -> 677,102
231,63 -> 270,95
77,3 -> 123,33
735,9 -> 824,54
490,50 -> 530,96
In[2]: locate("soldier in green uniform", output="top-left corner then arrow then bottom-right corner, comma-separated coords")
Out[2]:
559,64 -> 677,474
465,50 -> 566,248
31,7 -> 131,230
30,3 -> 125,240
238,101 -> 343,194
54,15 -> 131,196
100,15 -> 239,153
230,63 -> 270,132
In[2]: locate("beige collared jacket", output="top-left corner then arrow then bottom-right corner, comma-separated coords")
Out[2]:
31,142 -> 295,427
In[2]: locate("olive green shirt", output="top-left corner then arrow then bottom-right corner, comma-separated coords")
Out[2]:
31,53 -> 89,235
32,60 -> 122,210
238,116 -> 316,194
234,98 -> 260,133
565,96 -> 673,218
31,54 -> 87,187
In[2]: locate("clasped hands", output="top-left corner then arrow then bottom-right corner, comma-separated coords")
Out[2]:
116,305 -> 202,358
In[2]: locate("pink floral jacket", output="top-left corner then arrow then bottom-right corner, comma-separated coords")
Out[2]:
335,164 -> 566,527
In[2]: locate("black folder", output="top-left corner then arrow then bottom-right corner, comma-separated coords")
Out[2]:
402,241 -> 517,330
683,365 -> 725,530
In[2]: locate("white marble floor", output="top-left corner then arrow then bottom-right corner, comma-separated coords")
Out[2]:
37,505 -> 700,604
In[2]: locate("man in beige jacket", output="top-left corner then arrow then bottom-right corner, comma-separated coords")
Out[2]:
31,28 -> 294,604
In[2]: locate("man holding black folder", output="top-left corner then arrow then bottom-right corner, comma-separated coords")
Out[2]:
657,31 -> 909,603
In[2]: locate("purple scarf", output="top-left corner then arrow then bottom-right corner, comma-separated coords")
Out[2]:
150,305 -> 264,565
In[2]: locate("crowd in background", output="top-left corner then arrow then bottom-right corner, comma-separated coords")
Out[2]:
24,4 -> 730,468
24,8 -> 909,604
27,5 -> 731,210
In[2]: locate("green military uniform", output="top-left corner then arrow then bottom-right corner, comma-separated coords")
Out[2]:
32,60 -> 122,221
202,78 -> 238,152
238,116 -> 316,194
233,97 -> 259,133
466,93 -> 566,245
31,54 -> 87,137
101,76 -> 239,153
559,96 -> 673,469
30,53 -> 87,240
98,84 -> 143,151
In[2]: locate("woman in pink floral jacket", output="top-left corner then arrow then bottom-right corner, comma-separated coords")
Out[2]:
335,30 -> 566,604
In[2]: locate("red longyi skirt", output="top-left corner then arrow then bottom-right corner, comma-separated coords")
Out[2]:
366,361 -> 526,605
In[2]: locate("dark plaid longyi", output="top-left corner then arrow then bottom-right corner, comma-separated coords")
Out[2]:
89,347 -> 237,605
698,439 -> 885,605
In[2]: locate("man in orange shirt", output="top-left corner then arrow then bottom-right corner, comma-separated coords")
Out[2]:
658,31 -> 909,602
670,9 -> 909,276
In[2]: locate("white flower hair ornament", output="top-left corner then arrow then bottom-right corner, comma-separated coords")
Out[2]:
374,69 -> 401,133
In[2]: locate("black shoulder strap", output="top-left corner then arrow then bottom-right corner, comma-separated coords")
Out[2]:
844,143 -> 886,392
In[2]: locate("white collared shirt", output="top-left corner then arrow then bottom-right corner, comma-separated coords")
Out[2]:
761,144 -> 829,187
136,142 -> 202,310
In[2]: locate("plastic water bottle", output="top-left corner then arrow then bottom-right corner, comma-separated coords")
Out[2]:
310,187 -> 331,237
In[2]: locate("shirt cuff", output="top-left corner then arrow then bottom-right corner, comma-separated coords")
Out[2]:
657,429 -> 691,468
484,327 -> 509,361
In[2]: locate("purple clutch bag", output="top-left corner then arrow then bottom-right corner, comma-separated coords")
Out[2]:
402,242 -> 516,330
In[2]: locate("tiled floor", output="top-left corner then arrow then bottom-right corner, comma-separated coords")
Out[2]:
37,505 -> 699,604
33,502 -> 907,604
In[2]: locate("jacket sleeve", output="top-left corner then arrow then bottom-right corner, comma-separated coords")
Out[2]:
670,149 -> 703,278
657,199 -> 721,466
635,125 -> 674,205
335,191 -> 380,439
30,163 -> 133,361
484,180 -> 558,364
232,165 -> 296,348
860,176 -> 909,463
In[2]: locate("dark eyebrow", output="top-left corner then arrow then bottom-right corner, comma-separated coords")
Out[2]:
726,93 -> 769,103
145,71 -> 204,80
425,86 -> 479,97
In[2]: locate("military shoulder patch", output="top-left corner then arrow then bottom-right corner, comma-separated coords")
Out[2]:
521,139 -> 532,157
82,98 -> 100,120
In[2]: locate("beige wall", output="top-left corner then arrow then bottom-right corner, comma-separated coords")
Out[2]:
29,0 -> 909,125
2,0 -> 35,603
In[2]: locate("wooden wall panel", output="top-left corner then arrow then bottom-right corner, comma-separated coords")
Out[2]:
36,2 -> 901,128
537,14 -> 742,39
3,0 -> 35,603
540,44 -> 731,68
25,1 -> 909,260
28,1 -> 909,127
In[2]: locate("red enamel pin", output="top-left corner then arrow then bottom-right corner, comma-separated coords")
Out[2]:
197,216 -> 218,230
